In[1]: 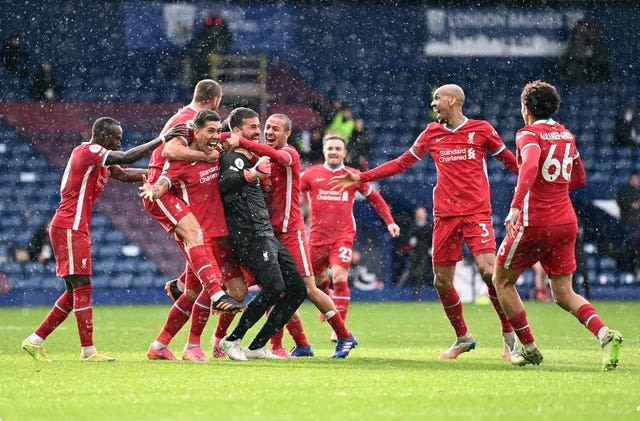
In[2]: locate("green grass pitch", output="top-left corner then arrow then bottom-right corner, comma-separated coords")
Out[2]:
0,300 -> 638,420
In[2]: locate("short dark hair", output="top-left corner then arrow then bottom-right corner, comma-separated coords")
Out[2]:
193,109 -> 221,129
227,107 -> 259,130
521,80 -> 560,119
268,113 -> 292,131
92,117 -> 121,137
193,79 -> 222,103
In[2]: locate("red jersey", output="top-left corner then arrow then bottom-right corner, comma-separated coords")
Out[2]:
237,138 -> 306,233
159,160 -> 228,237
147,105 -> 198,184
511,119 -> 586,227
301,164 -> 395,246
359,118 -> 517,217
50,142 -> 110,232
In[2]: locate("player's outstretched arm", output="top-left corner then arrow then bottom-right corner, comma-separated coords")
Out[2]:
163,136 -> 219,163
109,166 -> 147,183
107,124 -> 188,166
138,174 -> 170,202
329,169 -> 361,192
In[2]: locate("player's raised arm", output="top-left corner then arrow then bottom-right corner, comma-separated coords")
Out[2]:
329,168 -> 362,192
106,124 -> 188,166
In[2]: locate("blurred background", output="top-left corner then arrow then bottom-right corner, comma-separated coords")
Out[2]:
1,0 -> 639,305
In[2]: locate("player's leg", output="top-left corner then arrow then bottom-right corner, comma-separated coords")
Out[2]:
147,264 -> 199,361
222,238 -> 285,361
532,262 -> 551,302
181,289 -> 211,362
331,264 -> 350,323
22,226 -> 75,362
431,216 -> 475,359
473,252 -> 518,359
493,263 -> 542,366
22,282 -> 72,362
246,245 -> 308,359
174,215 -> 243,312
212,276 -> 247,358
65,274 -> 115,362
545,225 -> 622,370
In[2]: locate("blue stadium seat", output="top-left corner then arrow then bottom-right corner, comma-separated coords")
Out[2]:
110,273 -> 133,288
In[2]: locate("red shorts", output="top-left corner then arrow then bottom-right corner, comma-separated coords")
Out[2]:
276,229 -> 313,277
432,213 -> 496,266
183,236 -> 245,290
49,226 -> 92,277
496,223 -> 577,275
142,193 -> 192,233
310,238 -> 353,273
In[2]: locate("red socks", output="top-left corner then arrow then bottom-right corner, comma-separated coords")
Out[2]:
437,287 -> 468,337
35,290 -> 73,340
332,281 -> 351,322
187,290 -> 211,345
156,294 -> 194,345
487,285 -> 514,333
576,303 -> 606,338
326,311 -> 351,340
72,284 -> 94,347
215,311 -> 236,339
188,245 -> 223,296
286,319 -> 310,347
508,310 -> 535,345
270,327 -> 285,349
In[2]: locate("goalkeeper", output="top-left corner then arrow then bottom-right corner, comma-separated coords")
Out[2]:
217,134 -> 307,361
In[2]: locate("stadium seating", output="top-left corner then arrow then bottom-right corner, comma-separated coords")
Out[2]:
0,119 -> 166,297
1,2 -> 639,303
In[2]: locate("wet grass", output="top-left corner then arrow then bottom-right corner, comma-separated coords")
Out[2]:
0,300 -> 638,420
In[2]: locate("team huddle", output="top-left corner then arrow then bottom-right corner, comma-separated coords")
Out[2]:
21,79 -> 622,370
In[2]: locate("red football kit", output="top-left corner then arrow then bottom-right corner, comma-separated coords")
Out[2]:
143,105 -> 198,232
301,163 -> 395,270
237,138 -> 313,276
497,119 -> 586,274
358,118 -> 517,266
160,159 -> 242,288
50,142 -> 111,276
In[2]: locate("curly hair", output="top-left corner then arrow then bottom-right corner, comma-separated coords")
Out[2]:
520,80 -> 561,119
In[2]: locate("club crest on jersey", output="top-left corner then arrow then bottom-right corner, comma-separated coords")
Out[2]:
467,132 -> 476,144
89,144 -> 102,154
234,158 -> 245,169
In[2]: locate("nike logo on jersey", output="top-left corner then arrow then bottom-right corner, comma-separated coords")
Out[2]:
315,178 -> 325,182
481,239 -> 491,244
435,136 -> 446,142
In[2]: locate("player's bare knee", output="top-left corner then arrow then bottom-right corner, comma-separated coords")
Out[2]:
184,288 -> 199,300
433,276 -> 453,291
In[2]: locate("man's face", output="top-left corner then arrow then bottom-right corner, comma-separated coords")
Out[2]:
101,125 -> 123,150
323,138 -> 346,168
193,120 -> 222,153
236,116 -> 261,142
431,88 -> 453,124
264,116 -> 289,149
